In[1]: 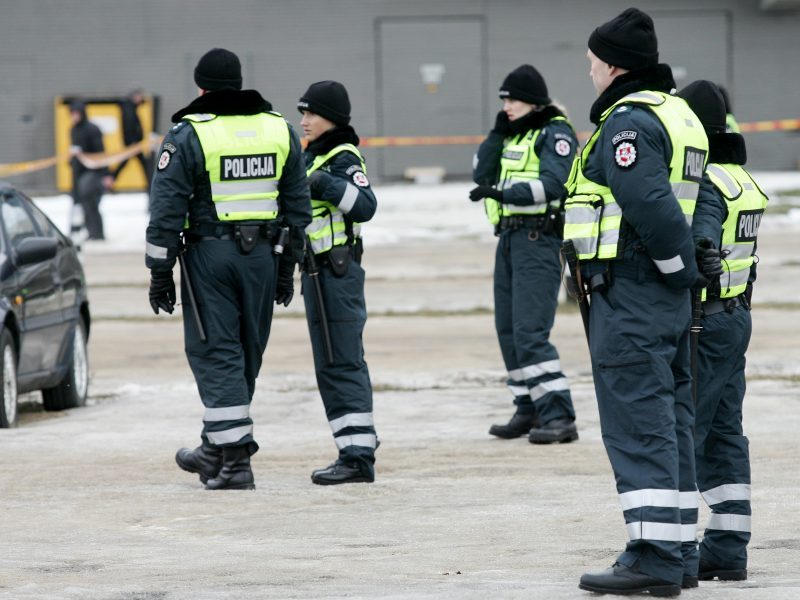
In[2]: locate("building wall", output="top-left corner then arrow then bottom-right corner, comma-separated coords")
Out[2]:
0,0 -> 798,190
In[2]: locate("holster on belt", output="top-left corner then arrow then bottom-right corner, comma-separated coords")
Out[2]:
235,224 -> 261,254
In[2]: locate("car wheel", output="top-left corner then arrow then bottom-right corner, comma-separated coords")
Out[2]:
42,318 -> 89,411
0,327 -> 19,428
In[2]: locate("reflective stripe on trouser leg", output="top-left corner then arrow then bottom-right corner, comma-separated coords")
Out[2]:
494,232 -> 535,413
183,241 -> 277,453
507,229 -> 574,423
590,276 -> 690,586
695,308 -> 752,568
302,263 -> 376,467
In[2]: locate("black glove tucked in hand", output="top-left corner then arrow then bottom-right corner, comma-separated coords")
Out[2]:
274,257 -> 295,307
492,110 -> 510,135
695,237 -> 723,295
149,270 -> 176,315
469,185 -> 503,203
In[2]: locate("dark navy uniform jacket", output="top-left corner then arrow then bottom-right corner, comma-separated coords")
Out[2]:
303,126 -> 377,225
473,106 -> 576,205
146,90 -> 311,275
582,66 -> 701,289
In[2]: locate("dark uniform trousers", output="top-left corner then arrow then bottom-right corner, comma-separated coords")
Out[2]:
302,259 -> 376,470
695,304 -> 752,569
182,238 -> 278,455
589,273 -> 697,586
494,227 -> 575,424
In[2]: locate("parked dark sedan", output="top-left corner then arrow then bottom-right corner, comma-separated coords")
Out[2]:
0,183 -> 90,427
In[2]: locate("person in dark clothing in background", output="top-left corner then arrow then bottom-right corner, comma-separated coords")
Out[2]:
69,101 -> 112,242
112,89 -> 154,204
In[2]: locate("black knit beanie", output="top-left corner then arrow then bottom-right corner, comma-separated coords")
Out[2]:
678,80 -> 727,135
194,48 -> 243,91
498,65 -> 550,105
588,8 -> 659,70
297,80 -> 351,126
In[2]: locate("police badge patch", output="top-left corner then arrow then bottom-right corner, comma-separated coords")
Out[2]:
157,150 -> 171,170
352,171 -> 369,187
614,140 -> 637,168
554,139 -> 571,156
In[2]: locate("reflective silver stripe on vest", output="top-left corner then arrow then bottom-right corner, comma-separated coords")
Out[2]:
529,179 -> 546,203
725,244 -> 756,261
529,377 -> 569,401
625,91 -> 665,104
653,254 -> 685,275
626,521 -> 682,542
334,433 -> 377,450
502,203 -> 547,215
213,199 -> 280,216
721,269 -> 750,290
206,424 -> 253,445
520,359 -> 563,380
146,242 -> 168,259
204,405 -> 250,422
707,513 -> 751,532
701,483 -> 751,505
328,412 -> 374,434
211,180 -> 280,197
707,163 -> 741,197
619,488 -> 679,510
306,212 -> 344,235
672,182 -> 699,200
338,183 -> 359,214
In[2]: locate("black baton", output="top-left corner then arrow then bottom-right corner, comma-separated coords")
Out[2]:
561,239 -> 591,345
177,242 -> 207,343
305,239 -> 334,365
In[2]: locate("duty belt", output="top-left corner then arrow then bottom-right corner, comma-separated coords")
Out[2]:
702,296 -> 742,317
497,215 -> 546,231
185,221 -> 279,243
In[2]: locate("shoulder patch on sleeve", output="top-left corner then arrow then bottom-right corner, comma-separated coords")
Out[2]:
352,171 -> 370,188
612,132 -> 638,169
170,121 -> 188,133
345,164 -> 363,176
162,142 -> 177,154
554,139 -> 572,157
157,150 -> 172,170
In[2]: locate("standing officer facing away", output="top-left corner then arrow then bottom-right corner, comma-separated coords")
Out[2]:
565,9 -> 709,596
680,80 -> 766,583
146,48 -> 311,490
470,65 -> 579,444
297,81 -> 378,485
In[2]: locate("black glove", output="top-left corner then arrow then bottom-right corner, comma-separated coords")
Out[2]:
469,185 -> 503,203
307,169 -> 331,196
492,110 -> 510,135
695,237 -> 723,296
274,258 -> 295,307
149,270 -> 175,315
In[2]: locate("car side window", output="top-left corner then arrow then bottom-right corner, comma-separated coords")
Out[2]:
1,195 -> 38,247
26,197 -> 64,241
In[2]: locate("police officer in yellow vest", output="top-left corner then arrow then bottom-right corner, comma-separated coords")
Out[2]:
297,81 -> 378,485
567,10 -> 711,596
470,65 -> 579,444
146,49 -> 311,490
679,80 -> 767,584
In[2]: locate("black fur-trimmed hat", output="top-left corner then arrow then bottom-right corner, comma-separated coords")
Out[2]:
498,65 -> 550,105
588,8 -> 659,70
194,48 -> 243,91
297,80 -> 351,126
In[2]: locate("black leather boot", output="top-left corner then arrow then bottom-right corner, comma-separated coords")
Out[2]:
579,563 -> 681,597
488,412 -> 540,439
311,460 -> 374,485
205,446 -> 255,490
175,443 -> 222,484
528,418 -> 579,444
698,557 -> 747,581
